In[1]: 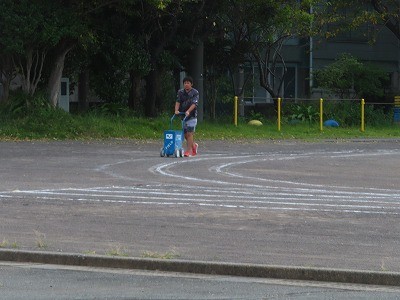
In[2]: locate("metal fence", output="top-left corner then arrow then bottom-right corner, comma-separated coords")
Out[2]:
223,97 -> 400,131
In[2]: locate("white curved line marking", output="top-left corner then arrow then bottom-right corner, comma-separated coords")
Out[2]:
150,150 -> 400,194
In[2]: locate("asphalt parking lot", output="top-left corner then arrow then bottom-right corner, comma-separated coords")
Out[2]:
0,139 -> 399,281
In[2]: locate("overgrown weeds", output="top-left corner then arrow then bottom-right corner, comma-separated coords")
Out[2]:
141,250 -> 180,259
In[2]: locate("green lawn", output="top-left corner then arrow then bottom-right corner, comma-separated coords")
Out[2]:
0,112 -> 399,141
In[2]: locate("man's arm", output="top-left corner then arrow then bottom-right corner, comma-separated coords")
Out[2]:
185,103 -> 196,116
174,102 -> 180,115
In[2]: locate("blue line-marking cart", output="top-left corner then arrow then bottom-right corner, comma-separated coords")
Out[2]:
160,113 -> 187,158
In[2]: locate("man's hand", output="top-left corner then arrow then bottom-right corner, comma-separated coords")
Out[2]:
185,111 -> 190,117
175,110 -> 180,115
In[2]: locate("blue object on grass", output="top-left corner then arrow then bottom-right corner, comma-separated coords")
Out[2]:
394,108 -> 400,122
324,119 -> 339,127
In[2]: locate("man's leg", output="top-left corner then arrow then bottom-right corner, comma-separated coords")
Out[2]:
183,118 -> 197,156
185,132 -> 194,153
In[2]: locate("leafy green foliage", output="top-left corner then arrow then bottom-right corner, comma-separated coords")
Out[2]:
215,0 -> 314,99
0,0 -> 88,98
0,0 -> 398,128
284,103 -> 320,124
0,91 -> 51,118
313,0 -> 400,42
324,100 -> 393,127
0,106 -> 398,141
247,111 -> 265,124
0,0 -> 84,56
314,53 -> 389,100
89,8 -> 151,104
89,103 -> 132,117
0,89 -> 397,141
323,100 -> 360,126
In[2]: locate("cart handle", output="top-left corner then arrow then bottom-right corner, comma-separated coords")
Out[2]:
170,112 -> 188,129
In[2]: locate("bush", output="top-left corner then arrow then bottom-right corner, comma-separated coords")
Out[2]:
323,100 -> 392,127
314,53 -> 389,100
0,91 -> 84,139
284,103 -> 320,124
0,91 -> 52,118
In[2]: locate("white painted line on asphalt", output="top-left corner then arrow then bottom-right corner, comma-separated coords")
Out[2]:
85,187 -> 400,202
7,185 -> 400,202
1,149 -> 399,216
211,150 -> 400,190
7,191 -> 400,210
7,194 -> 398,215
151,150 -> 400,191
2,183 -> 400,215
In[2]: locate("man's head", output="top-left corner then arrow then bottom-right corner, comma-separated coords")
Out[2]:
183,76 -> 193,91
183,76 -> 193,85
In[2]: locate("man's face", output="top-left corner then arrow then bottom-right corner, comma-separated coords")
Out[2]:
183,80 -> 192,91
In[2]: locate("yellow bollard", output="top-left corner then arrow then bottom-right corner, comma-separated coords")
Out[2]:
320,98 -> 323,131
234,96 -> 238,126
361,98 -> 365,132
395,96 -> 400,107
277,98 -> 281,132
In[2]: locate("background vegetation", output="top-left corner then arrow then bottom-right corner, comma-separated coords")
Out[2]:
0,96 -> 398,141
1,0 -> 400,141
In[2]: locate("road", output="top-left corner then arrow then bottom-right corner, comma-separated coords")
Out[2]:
1,262 -> 400,299
0,139 -> 400,272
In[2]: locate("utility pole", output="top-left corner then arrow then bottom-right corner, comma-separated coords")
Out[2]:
189,41 -> 204,122
235,64 -> 245,117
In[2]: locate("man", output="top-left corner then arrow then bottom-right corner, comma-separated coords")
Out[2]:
175,76 -> 199,157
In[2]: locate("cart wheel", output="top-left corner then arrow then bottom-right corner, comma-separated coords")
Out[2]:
179,149 -> 184,157
174,149 -> 180,158
160,148 -> 165,157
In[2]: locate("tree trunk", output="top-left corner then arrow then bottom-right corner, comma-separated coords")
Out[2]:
187,41 -> 204,121
0,79 -> 10,104
16,49 -> 46,96
144,69 -> 159,117
0,55 -> 13,103
47,40 -> 75,107
210,79 -> 217,120
142,8 -> 178,117
78,69 -> 89,113
154,71 -> 163,112
128,70 -> 142,112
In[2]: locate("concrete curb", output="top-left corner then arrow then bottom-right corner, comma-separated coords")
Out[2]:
1,249 -> 400,286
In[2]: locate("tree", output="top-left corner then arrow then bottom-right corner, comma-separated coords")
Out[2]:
371,0 -> 400,40
314,53 -> 389,100
141,1 -> 181,117
0,54 -> 14,104
170,0 -> 224,120
61,0 -> 195,116
313,0 -> 400,42
0,0 -> 49,99
90,0 -> 195,117
0,0 -> 323,113
213,0 -> 313,101
0,0 -> 88,106
85,4 -> 151,109
0,0 -> 159,108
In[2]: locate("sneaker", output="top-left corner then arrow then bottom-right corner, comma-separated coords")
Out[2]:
192,143 -> 199,156
184,151 -> 191,157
